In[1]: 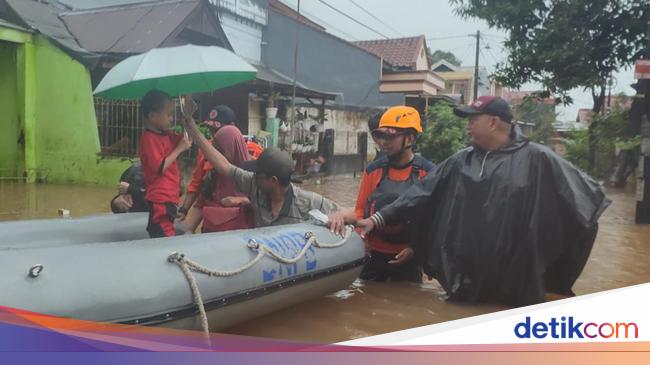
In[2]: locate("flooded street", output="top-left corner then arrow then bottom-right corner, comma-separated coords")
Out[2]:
1,177 -> 649,343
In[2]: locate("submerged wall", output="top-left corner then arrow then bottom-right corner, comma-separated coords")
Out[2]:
0,28 -> 129,186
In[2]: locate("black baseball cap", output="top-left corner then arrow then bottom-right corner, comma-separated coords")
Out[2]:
209,105 -> 236,124
241,147 -> 294,180
453,96 -> 513,123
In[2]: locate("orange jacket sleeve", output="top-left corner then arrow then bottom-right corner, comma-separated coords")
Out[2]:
354,170 -> 380,221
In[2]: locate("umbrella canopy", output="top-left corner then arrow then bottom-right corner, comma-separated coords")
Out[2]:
94,45 -> 257,99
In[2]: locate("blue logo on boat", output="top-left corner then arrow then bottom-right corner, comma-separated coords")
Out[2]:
244,231 -> 318,283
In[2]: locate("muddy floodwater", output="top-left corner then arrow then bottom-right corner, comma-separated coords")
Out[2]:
1,177 -> 649,343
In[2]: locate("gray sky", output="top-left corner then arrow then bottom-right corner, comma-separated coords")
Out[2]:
280,0 -> 637,121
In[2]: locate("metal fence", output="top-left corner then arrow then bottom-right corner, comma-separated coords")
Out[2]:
94,97 -> 182,157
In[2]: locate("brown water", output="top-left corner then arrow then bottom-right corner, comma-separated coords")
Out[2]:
1,178 -> 649,343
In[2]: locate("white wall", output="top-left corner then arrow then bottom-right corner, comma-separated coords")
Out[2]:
291,106 -> 372,156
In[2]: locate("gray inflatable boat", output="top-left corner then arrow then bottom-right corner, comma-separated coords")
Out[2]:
0,213 -> 366,332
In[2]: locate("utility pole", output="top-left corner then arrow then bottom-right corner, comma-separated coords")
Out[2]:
290,0 -> 301,130
635,22 -> 650,224
473,30 -> 480,102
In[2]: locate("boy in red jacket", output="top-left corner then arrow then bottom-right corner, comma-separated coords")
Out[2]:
138,90 -> 192,238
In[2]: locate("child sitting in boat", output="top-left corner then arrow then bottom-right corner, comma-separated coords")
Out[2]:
180,96 -> 351,235
138,90 -> 192,238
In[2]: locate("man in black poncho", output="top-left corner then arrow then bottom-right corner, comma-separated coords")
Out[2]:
357,96 -> 610,306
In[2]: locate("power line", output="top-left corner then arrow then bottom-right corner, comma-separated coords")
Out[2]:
280,0 -> 362,40
299,8 -> 360,40
426,34 -> 473,41
349,0 -> 404,38
316,0 -> 390,39
482,32 -> 508,40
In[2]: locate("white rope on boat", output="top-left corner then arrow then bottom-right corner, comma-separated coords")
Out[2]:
167,227 -> 353,345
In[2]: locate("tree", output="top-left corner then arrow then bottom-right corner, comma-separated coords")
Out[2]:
450,0 -> 648,172
429,49 -> 462,67
513,96 -> 557,145
419,102 -> 467,163
449,0 -> 648,112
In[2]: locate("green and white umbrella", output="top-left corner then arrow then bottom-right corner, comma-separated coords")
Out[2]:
94,45 -> 257,99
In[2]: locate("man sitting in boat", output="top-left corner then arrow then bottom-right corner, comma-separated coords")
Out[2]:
181,96 -> 347,234
110,161 -> 147,214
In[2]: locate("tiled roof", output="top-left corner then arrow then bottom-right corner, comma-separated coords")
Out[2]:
61,0 -> 199,54
353,35 -> 426,70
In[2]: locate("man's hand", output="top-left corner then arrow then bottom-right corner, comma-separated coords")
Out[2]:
221,196 -> 250,207
112,194 -> 133,213
327,211 -> 347,237
388,247 -> 414,266
118,181 -> 130,195
181,95 -> 198,120
355,218 -> 375,239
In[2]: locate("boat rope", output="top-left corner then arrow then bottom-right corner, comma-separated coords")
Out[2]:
167,227 -> 353,345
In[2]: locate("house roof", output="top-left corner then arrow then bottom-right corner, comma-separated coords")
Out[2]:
431,60 -> 459,72
577,108 -> 592,123
0,17 -> 30,32
1,0 -> 95,63
352,35 -> 426,70
54,0 -> 147,10
60,0 -> 228,55
253,65 -> 336,100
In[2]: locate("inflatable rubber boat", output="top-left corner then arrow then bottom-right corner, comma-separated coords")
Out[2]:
0,213 -> 366,332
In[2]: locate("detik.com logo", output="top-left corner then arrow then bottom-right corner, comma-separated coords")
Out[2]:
514,317 -> 639,339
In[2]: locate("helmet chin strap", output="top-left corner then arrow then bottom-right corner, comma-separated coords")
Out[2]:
387,135 -> 414,164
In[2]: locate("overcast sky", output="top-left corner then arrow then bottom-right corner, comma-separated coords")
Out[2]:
279,0 -> 637,121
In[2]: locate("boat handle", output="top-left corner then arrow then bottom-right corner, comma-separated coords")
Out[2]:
28,264 -> 44,278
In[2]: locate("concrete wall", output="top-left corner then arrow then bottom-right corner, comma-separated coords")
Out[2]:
292,105 -> 372,156
30,36 -> 129,185
0,41 -> 23,178
0,30 -> 129,186
262,10 -> 403,108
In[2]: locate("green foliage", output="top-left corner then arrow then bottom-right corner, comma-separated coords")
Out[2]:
171,124 -> 212,139
449,0 -> 648,104
419,102 -> 467,163
561,103 -> 632,177
513,96 -> 557,145
429,49 -> 462,67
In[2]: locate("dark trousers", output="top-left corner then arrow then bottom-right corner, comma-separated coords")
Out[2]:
146,202 -> 177,238
360,250 -> 422,283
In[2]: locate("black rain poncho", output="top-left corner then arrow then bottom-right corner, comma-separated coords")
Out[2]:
376,130 -> 610,306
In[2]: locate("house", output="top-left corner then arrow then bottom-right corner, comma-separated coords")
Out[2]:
0,0 -> 129,184
577,108 -> 593,125
352,35 -> 448,115
0,0 -> 335,185
431,60 -> 493,104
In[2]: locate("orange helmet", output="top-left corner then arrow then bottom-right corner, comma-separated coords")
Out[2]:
377,106 -> 422,133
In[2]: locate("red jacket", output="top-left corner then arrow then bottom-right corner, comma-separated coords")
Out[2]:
139,129 -> 182,204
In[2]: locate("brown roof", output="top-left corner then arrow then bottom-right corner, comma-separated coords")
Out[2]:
60,0 -> 213,54
268,0 -> 325,32
352,35 -> 426,70
577,108 -> 592,123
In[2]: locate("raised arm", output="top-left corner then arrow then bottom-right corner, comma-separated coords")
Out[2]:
180,96 -> 232,177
